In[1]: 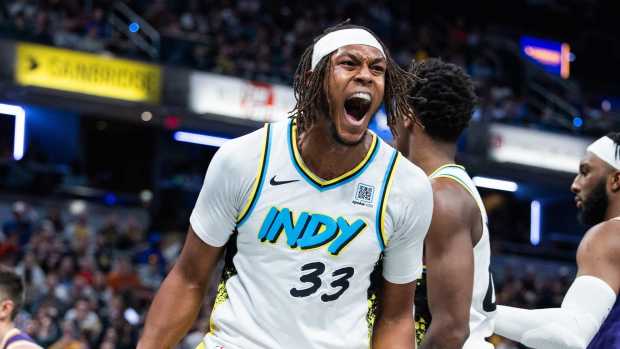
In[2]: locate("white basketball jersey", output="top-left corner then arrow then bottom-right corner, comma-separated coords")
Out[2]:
190,119 -> 434,349
430,165 -> 496,349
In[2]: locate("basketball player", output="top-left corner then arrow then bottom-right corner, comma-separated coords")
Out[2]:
0,267 -> 43,349
394,58 -> 496,349
495,133 -> 620,349
138,24 -> 434,349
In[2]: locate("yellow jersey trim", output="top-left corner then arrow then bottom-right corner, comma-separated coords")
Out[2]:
236,123 -> 271,225
432,174 -> 486,214
290,122 -> 378,188
429,163 -> 465,178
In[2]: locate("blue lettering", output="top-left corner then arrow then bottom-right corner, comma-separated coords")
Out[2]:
297,213 -> 339,250
256,207 -> 366,255
258,207 -> 278,241
286,212 -> 310,247
260,208 -> 310,247
264,208 -> 290,243
328,218 -> 367,255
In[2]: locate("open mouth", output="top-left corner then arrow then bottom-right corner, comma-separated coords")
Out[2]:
344,92 -> 372,121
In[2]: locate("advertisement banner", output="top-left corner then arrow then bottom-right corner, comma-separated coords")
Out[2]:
189,72 -> 295,122
15,43 -> 161,103
489,124 -> 591,173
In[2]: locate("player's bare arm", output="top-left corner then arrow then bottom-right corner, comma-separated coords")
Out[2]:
372,280 -> 417,349
138,227 -> 223,349
577,220 -> 620,293
495,134 -> 620,349
419,179 -> 476,349
494,222 -> 620,349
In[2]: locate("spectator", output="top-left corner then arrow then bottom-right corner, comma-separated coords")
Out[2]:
15,251 -> 46,294
106,256 -> 142,293
2,201 -> 33,247
48,320 -> 87,349
64,298 -> 102,340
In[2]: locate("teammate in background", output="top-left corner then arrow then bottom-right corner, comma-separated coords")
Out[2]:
0,267 -> 43,349
495,133 -> 620,349
394,58 -> 496,349
139,23 -> 434,349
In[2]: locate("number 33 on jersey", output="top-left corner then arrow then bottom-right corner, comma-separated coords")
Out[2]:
190,120 -> 434,349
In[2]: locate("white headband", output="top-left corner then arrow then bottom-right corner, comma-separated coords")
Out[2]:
587,136 -> 620,170
311,28 -> 385,70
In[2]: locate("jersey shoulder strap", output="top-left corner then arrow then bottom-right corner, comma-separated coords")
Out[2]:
236,122 -> 273,227
429,164 -> 487,223
3,330 -> 39,349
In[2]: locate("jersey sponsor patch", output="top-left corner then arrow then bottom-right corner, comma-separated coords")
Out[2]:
353,183 -> 375,207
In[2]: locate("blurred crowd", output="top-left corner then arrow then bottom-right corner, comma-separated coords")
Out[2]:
3,0 -> 616,133
0,199 -> 214,349
0,0 -> 527,120
0,198 -> 573,348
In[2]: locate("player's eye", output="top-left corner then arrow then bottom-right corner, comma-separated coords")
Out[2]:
341,60 -> 355,67
371,65 -> 385,74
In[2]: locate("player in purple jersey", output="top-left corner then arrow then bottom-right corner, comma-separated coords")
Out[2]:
494,132 -> 620,349
0,267 -> 42,349
587,293 -> 620,348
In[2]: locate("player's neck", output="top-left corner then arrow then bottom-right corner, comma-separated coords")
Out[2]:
605,198 -> 620,221
0,322 -> 16,344
297,119 -> 372,180
409,133 -> 456,176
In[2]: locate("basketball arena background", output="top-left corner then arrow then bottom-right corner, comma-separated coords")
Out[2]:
0,1 -> 618,348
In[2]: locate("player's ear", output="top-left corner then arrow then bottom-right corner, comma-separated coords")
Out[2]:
403,109 -> 415,129
0,299 -> 14,321
403,117 -> 412,129
610,171 -> 620,193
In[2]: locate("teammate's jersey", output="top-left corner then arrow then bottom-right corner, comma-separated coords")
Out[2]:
414,164 -> 496,349
191,119 -> 433,349
0,328 -> 43,349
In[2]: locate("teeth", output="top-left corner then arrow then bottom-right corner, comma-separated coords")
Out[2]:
350,92 -> 371,102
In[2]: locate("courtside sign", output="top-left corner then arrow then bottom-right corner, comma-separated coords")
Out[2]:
15,43 -> 161,103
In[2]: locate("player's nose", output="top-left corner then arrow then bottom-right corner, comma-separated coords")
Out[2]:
570,177 -> 580,194
353,64 -> 373,85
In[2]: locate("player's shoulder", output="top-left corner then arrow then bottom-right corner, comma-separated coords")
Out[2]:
387,154 -> 433,210
431,175 -> 479,214
3,329 -> 43,349
9,342 -> 43,349
578,219 -> 620,261
211,124 -> 270,172
218,124 -> 267,158
581,219 -> 620,243
391,153 -> 433,197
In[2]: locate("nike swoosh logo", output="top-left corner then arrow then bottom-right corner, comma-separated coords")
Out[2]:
270,176 -> 299,186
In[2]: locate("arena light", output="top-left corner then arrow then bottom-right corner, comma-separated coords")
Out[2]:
0,103 -> 26,161
530,200 -> 542,246
129,22 -> 140,33
472,176 -> 518,192
173,131 -> 229,147
521,36 -> 571,79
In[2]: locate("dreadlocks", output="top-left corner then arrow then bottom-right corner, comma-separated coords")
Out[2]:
290,21 -> 414,133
